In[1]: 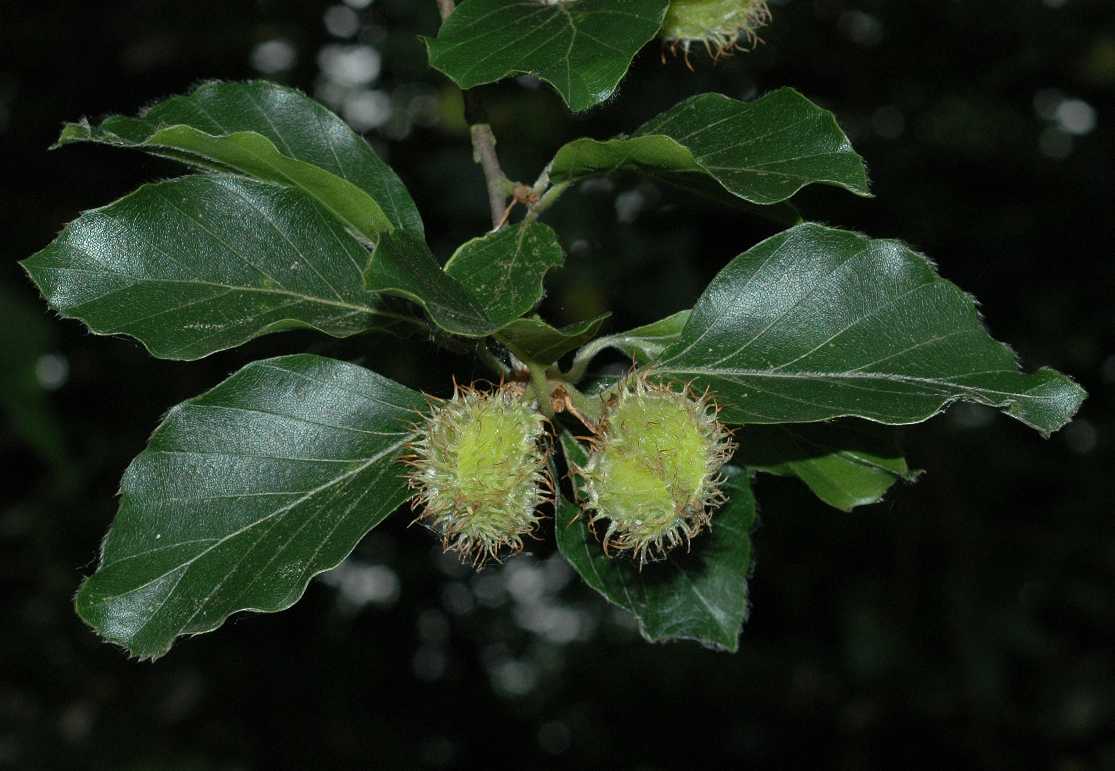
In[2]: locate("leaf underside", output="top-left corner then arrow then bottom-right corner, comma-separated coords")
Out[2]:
75,355 -> 426,660
654,223 -> 1085,435
21,175 -> 414,361
738,422 -> 917,511
592,309 -> 692,364
550,88 -> 871,205
425,0 -> 670,112
498,314 -> 611,364
57,80 -> 424,240
556,433 -> 756,652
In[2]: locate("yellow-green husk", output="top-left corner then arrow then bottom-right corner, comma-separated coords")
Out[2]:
577,375 -> 735,565
405,383 -> 551,566
661,0 -> 772,58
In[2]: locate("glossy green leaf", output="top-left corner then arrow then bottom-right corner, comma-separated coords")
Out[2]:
497,314 -> 611,364
365,223 -> 565,338
444,222 -> 565,324
425,0 -> 669,112
556,433 -> 756,652
21,175 -> 421,361
550,88 -> 870,205
75,354 -> 426,660
57,80 -> 423,239
738,423 -> 918,511
363,230 -> 496,337
654,223 -> 1086,435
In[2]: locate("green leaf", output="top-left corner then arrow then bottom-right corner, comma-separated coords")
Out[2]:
654,223 -> 1086,435
365,222 -> 565,338
425,0 -> 670,112
75,354 -> 426,660
21,175 -> 420,361
550,88 -> 870,205
565,310 -> 688,382
738,423 -> 918,512
57,80 -> 423,240
444,222 -> 565,324
593,309 -> 691,364
556,433 -> 756,652
497,314 -> 611,364
363,230 -> 495,337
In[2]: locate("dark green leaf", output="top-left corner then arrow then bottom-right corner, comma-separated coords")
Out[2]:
21,175 -> 420,361
444,222 -> 565,324
57,80 -> 423,239
75,354 -> 426,660
497,314 -> 611,364
363,230 -> 495,337
425,0 -> 669,112
366,222 -> 565,338
738,423 -> 918,511
654,223 -> 1086,435
550,88 -> 870,205
556,433 -> 756,652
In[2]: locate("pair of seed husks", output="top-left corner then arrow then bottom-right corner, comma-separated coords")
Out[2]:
404,375 -> 735,567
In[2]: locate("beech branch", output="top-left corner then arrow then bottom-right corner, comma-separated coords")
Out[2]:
468,119 -> 511,229
436,0 -> 511,229
435,0 -> 456,20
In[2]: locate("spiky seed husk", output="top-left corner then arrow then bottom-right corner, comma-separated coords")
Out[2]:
660,0 -> 771,60
577,374 -> 735,566
405,383 -> 551,567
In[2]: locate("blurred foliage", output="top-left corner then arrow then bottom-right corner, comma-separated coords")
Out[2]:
1,0 -> 1112,768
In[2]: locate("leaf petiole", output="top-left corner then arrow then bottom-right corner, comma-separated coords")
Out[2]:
526,361 -> 556,418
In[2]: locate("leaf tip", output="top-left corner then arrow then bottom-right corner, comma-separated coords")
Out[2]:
1016,367 -> 1088,438
52,119 -> 92,149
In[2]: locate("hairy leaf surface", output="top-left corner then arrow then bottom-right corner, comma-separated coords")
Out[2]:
426,0 -> 669,112
551,89 -> 869,205
654,224 -> 1085,434
557,433 -> 756,652
21,175 -> 419,361
75,355 -> 425,660
58,80 -> 423,239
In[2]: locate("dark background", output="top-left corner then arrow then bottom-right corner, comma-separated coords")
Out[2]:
2,0 -> 1113,768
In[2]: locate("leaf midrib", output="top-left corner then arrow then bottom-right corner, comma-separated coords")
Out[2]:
98,435 -> 410,593
659,366 -> 1057,401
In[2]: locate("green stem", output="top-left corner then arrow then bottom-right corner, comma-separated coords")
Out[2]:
476,341 -> 510,378
527,361 -> 555,418
525,180 -> 571,223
